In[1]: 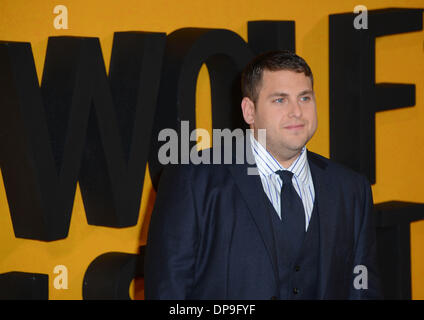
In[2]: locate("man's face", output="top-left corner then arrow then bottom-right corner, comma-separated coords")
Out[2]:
242,69 -> 318,165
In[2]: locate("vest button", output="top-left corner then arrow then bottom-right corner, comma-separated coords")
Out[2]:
293,288 -> 299,294
295,265 -> 300,272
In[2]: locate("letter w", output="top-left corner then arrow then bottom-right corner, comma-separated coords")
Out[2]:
0,32 -> 165,241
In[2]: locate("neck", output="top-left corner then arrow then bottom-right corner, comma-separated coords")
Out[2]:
251,131 -> 303,169
273,150 -> 302,169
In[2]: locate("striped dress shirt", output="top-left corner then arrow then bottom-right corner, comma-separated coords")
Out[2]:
250,133 -> 315,231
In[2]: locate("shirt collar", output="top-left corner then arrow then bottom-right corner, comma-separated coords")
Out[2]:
250,132 -> 310,185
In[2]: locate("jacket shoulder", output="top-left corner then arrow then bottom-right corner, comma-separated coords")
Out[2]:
307,150 -> 370,184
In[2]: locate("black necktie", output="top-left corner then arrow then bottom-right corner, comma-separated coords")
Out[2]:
276,170 -> 306,259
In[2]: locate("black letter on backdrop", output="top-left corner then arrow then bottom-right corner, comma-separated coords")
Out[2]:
374,201 -> 424,299
248,21 -> 295,54
0,272 -> 48,299
83,247 -> 145,300
0,32 -> 165,241
329,8 -> 423,184
148,28 -> 253,188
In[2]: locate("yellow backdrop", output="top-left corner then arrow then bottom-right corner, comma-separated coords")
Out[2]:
0,0 -> 423,299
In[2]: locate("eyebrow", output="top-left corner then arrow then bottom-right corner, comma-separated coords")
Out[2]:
267,90 -> 314,99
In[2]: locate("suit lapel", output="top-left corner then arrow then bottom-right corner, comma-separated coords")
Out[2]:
226,135 -> 279,285
307,151 -> 338,299
228,162 -> 279,285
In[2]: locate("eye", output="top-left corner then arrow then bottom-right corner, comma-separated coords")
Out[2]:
300,96 -> 311,102
274,97 -> 285,103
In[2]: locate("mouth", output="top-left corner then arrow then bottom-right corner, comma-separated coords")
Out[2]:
284,124 -> 305,130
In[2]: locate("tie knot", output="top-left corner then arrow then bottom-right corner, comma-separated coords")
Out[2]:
276,170 -> 294,185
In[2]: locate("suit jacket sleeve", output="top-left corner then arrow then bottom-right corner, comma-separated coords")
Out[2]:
144,165 -> 198,299
349,175 -> 383,299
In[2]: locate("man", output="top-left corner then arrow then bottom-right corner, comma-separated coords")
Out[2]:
144,51 -> 382,299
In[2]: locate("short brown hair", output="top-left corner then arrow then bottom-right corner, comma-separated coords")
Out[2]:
241,50 -> 313,103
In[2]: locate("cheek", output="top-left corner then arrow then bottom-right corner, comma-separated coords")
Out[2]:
305,107 -> 317,126
258,110 -> 277,127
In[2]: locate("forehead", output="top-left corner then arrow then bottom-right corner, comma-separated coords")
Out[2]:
259,69 -> 313,94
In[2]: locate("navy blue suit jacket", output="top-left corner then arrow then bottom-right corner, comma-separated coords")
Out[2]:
144,143 -> 382,299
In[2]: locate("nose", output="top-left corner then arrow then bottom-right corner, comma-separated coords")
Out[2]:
288,100 -> 302,118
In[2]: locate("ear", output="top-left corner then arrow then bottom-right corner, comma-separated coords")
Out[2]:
241,97 -> 255,125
